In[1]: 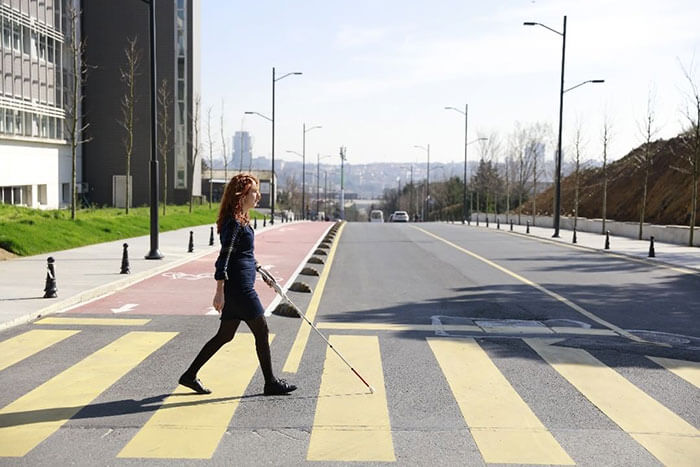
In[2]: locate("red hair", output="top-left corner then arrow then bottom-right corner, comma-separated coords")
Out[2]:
217,173 -> 259,232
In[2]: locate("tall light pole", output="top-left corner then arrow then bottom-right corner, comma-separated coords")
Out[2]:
144,0 -> 162,259
414,144 -> 430,221
271,67 -> 302,224
302,123 -> 322,219
524,16 -> 604,237
285,149 -> 304,216
339,146 -> 347,220
244,110 -> 272,210
317,153 -> 333,219
445,106 -> 489,224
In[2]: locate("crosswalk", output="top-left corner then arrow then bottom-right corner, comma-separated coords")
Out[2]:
0,318 -> 698,465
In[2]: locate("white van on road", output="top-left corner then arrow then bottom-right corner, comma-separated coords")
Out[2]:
370,210 -> 384,223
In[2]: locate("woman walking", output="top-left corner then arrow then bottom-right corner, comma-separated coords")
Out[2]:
178,173 -> 296,396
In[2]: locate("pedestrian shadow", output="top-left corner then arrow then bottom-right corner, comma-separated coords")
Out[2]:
0,389 -> 375,429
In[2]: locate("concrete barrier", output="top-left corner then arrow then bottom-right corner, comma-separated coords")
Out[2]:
470,212 -> 699,247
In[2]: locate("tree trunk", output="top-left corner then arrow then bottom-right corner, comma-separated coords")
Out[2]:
639,166 -> 649,240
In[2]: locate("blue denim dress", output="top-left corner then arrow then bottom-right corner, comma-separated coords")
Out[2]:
214,216 -> 264,321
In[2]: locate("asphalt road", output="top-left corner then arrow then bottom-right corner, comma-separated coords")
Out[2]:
0,222 -> 698,466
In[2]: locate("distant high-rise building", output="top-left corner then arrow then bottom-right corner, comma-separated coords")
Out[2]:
232,131 -> 252,171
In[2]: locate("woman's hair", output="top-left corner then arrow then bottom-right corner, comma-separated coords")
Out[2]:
217,173 -> 259,232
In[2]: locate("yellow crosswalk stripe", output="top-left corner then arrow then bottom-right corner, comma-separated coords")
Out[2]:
118,333 -> 271,459
307,335 -> 394,462
428,337 -> 574,465
0,329 -> 79,372
283,223 -> 345,373
647,356 -> 700,389
36,317 -> 150,326
527,339 -> 700,466
0,331 -> 176,457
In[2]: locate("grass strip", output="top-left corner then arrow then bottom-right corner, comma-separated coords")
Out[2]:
0,204 -> 265,257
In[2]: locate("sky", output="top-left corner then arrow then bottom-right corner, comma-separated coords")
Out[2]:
200,0 -> 700,168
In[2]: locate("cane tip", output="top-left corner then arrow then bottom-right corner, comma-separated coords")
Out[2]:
369,386 -> 375,394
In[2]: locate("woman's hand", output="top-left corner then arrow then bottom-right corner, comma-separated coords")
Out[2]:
213,280 -> 225,312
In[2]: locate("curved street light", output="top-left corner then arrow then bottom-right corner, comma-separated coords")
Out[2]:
445,105 -> 490,223
524,16 -> 604,237
302,124 -> 322,219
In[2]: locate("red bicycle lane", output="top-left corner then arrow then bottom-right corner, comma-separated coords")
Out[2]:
66,222 -> 333,316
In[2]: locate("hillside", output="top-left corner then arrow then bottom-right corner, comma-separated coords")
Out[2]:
521,134 -> 699,226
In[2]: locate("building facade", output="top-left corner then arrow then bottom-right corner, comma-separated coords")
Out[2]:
81,0 -> 200,207
0,0 -> 200,209
0,0 -> 75,208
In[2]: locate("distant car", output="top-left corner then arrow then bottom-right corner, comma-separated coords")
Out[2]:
370,210 -> 384,223
391,210 -> 409,222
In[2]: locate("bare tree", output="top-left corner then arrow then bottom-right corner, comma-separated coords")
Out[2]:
64,6 -> 91,219
220,100 -> 229,182
188,95 -> 201,213
571,121 -> 587,233
634,87 -> 661,240
206,105 -> 215,209
509,123 -> 534,223
600,112 -> 613,233
676,57 -> 700,246
527,122 -> 551,223
118,36 -> 141,215
157,79 -> 171,215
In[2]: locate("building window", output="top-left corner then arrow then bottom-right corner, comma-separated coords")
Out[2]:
2,19 -> 11,49
38,184 -> 47,205
62,182 -> 70,203
14,109 -> 22,135
47,37 -> 54,62
12,22 -> 20,52
174,0 -> 188,189
5,109 -> 13,133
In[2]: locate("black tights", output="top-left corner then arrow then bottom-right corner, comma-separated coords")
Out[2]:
183,316 -> 275,383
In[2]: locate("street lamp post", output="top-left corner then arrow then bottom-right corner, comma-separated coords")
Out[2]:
339,147 -> 347,220
317,153 -> 333,219
302,123 -> 322,219
285,149 -> 304,216
414,144 -> 430,221
445,106 -> 489,224
524,16 -> 604,237
261,67 -> 302,224
144,0 -> 162,259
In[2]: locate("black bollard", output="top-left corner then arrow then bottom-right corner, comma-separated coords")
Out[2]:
209,226 -> 214,246
572,228 -> 577,244
43,256 -> 57,298
526,221 -> 530,234
605,231 -> 610,250
510,220 -> 513,231
476,215 -> 479,226
467,219 -> 471,226
486,216 -> 489,228
254,217 -> 258,229
120,243 -> 130,274
497,218 -> 500,230
648,236 -> 656,257
263,216 -> 267,227
188,231 -> 194,253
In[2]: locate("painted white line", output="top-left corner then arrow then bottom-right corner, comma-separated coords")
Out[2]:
264,223 -> 335,317
111,304 -> 139,314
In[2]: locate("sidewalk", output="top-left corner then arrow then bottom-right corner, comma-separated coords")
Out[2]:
0,221 -> 289,331
469,219 -> 700,273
